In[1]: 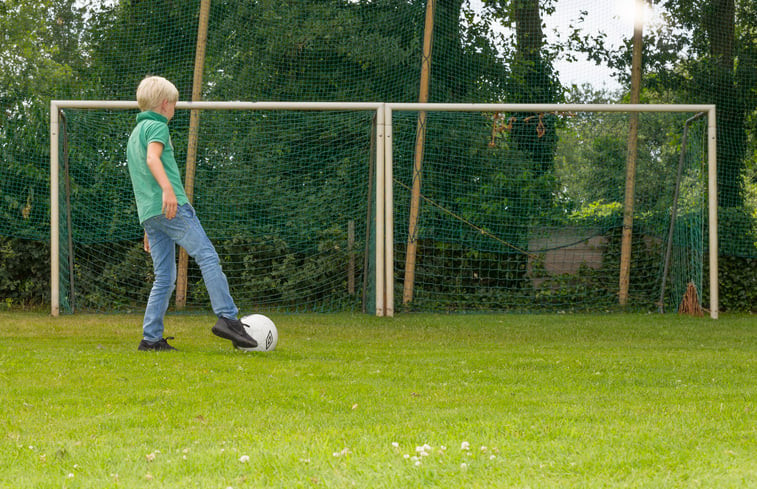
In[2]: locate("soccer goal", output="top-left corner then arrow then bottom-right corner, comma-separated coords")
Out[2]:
50,101 -> 717,318
50,101 -> 389,316
381,103 -> 718,318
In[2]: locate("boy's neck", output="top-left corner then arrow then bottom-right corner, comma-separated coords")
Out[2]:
153,99 -> 175,121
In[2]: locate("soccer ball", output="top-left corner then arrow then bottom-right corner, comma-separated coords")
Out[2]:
238,314 -> 278,352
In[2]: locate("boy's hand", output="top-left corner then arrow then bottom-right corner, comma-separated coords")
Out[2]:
143,232 -> 151,253
162,187 -> 178,219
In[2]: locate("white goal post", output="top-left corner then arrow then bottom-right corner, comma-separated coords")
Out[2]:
50,101 -> 718,318
379,103 -> 718,319
50,101 -> 390,317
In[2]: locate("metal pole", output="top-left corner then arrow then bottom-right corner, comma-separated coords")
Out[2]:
50,102 -> 60,316
384,105 -> 394,317
375,105 -> 386,317
707,108 -> 719,319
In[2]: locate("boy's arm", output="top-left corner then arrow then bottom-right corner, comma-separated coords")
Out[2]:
146,141 -> 178,219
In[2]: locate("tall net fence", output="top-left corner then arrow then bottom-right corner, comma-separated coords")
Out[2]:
2,0 -> 755,312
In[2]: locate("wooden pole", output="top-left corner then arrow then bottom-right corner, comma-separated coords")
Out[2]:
402,0 -> 435,305
176,0 -> 211,309
619,1 -> 644,306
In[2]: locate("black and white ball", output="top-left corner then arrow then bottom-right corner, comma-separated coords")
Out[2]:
238,314 -> 278,352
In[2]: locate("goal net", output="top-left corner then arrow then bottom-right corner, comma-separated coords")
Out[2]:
51,102 -> 716,316
386,104 -> 715,315
51,102 -> 382,315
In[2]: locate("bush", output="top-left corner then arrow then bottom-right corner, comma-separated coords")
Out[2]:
706,255 -> 757,313
0,237 -> 49,308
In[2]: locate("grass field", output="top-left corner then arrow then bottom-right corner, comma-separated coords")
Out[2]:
1,312 -> 756,488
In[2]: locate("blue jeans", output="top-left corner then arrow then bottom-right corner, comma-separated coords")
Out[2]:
141,204 -> 238,342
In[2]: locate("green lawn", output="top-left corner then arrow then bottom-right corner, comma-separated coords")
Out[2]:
1,312 -> 756,488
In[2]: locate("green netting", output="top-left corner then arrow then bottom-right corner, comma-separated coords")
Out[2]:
57,108 -> 377,313
391,109 -> 706,312
2,0 -> 755,312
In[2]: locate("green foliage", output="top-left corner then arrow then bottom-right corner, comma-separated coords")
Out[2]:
199,230 -> 361,312
394,240 -> 532,312
71,241 -> 153,311
703,207 -> 757,312
0,237 -> 49,307
569,200 -> 623,226
714,256 -> 757,312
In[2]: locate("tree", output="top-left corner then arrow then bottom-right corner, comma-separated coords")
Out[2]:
476,0 -> 562,208
569,0 -> 756,211
1,0 -> 92,238
663,0 -> 755,210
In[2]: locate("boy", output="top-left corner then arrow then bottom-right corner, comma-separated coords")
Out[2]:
126,75 -> 256,351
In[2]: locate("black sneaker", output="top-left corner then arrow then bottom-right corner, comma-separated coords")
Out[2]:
137,337 -> 177,351
212,317 -> 257,349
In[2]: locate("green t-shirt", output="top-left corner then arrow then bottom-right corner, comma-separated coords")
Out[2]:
126,111 -> 189,223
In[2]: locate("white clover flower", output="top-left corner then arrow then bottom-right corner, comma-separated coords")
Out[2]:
403,454 -> 410,459
490,455 -> 497,460
67,473 -> 75,479
145,453 -> 156,462
414,460 -> 422,467
460,463 -> 468,470
239,455 -> 250,463
391,442 -> 399,449
461,441 -> 470,451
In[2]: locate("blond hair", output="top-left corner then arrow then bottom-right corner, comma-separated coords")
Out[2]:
136,76 -> 179,111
